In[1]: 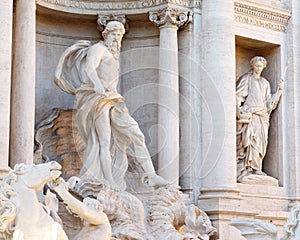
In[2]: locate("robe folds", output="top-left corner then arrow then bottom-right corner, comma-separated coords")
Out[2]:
236,72 -> 278,179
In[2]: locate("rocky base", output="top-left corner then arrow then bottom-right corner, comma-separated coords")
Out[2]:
67,178 -> 217,240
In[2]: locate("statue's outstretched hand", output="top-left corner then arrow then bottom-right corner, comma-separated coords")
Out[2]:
49,177 -> 69,193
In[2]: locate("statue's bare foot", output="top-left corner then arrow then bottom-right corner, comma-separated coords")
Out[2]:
142,174 -> 170,188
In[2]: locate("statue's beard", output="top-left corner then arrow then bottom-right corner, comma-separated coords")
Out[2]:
105,39 -> 121,59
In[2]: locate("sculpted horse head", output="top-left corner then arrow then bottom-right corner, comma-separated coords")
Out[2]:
0,161 -> 68,240
4,161 -> 62,191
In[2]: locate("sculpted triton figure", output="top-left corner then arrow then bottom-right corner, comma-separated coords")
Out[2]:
49,178 -> 112,240
55,21 -> 168,190
236,56 -> 284,182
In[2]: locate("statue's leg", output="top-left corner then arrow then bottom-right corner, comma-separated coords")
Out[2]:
94,106 -> 118,188
111,103 -> 169,187
249,115 -> 267,175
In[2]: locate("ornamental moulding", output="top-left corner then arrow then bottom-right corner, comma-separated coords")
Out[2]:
36,0 -> 201,14
234,0 -> 291,32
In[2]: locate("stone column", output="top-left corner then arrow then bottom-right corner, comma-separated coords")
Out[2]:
178,11 -> 202,198
10,0 -> 36,166
0,0 -> 13,173
199,1 -> 238,238
200,0 -> 236,193
150,7 -> 190,184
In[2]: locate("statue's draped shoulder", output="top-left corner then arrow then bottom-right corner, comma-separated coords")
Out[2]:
54,40 -> 93,94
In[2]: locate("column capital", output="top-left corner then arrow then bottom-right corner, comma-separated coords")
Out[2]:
149,7 -> 192,28
97,14 -> 127,32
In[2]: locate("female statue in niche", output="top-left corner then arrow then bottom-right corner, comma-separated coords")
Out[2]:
236,56 -> 284,182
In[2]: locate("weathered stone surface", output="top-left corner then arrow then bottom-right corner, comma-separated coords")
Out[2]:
3,0 -> 300,239
35,109 -> 84,179
69,177 -> 216,240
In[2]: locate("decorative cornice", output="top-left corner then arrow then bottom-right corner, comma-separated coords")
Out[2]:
97,14 -> 127,32
37,0 -> 201,15
234,1 -> 291,32
149,7 -> 192,28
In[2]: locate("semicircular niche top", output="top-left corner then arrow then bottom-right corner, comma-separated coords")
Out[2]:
37,0 -> 202,15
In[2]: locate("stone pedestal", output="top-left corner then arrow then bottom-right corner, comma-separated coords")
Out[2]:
150,7 -> 190,185
10,0 -> 36,166
199,184 -> 290,239
0,0 -> 13,169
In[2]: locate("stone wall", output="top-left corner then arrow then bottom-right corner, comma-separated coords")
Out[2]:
36,12 -> 161,167
36,12 -> 98,123
1,0 -> 298,239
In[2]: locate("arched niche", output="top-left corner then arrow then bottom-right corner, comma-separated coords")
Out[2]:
235,35 -> 283,186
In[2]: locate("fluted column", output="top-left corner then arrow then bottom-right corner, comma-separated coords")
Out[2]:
150,7 -> 190,184
200,0 -> 237,192
0,0 -> 13,172
10,0 -> 36,166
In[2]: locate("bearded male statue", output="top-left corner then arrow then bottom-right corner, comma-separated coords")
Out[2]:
55,21 -> 168,190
